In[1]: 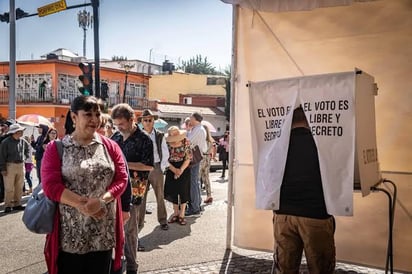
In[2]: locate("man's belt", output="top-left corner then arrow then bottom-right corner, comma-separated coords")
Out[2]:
10,160 -> 23,163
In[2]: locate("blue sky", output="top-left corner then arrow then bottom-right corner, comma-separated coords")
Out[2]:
0,0 -> 233,70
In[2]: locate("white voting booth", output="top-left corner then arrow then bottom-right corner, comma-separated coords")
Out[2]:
249,70 -> 381,215
233,70 -> 381,249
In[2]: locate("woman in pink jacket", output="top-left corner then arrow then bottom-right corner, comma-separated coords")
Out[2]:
42,95 -> 128,274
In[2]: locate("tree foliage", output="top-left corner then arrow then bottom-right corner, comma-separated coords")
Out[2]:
180,55 -> 219,75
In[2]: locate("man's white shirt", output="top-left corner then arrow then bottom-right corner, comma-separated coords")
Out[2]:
145,128 -> 170,172
187,123 -> 207,154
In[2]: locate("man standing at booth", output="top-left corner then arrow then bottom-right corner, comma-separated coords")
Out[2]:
272,107 -> 336,274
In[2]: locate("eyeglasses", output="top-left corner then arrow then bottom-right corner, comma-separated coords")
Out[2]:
143,119 -> 153,123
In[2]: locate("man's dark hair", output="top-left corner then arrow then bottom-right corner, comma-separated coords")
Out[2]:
111,103 -> 135,121
191,112 -> 203,122
292,107 -> 307,125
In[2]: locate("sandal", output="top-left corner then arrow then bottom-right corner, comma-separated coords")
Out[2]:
168,215 -> 179,223
178,217 -> 187,225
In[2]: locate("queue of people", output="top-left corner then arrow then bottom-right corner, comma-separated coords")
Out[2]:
1,96 -> 229,274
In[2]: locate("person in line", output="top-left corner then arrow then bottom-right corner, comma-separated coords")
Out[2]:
0,120 -> 12,203
42,128 -> 59,151
0,123 -> 30,213
218,131 -> 230,178
104,115 -> 117,138
200,125 -> 215,204
186,112 -> 207,217
164,126 -> 192,226
111,103 -> 154,274
23,135 -> 34,195
30,123 -> 49,183
138,109 -> 170,231
182,117 -> 191,132
97,112 -> 133,274
41,95 -> 128,274
272,107 -> 335,274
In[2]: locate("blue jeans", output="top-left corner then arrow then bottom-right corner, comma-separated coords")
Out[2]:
188,163 -> 201,213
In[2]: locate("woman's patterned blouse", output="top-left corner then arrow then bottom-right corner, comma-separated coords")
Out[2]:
168,138 -> 192,163
59,134 -> 116,254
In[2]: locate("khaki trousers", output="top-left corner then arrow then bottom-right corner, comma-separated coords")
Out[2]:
3,162 -> 25,207
272,214 -> 336,274
138,163 -> 167,229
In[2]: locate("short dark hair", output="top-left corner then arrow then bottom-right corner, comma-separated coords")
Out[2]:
191,112 -> 203,122
65,96 -> 102,135
111,103 -> 135,121
292,107 -> 307,125
70,95 -> 101,114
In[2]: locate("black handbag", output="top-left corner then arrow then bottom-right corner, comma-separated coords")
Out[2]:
190,145 -> 203,167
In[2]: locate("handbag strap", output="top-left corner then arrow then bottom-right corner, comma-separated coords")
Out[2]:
55,140 -> 63,161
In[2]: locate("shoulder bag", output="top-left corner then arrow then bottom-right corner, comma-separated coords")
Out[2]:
190,145 -> 203,167
22,140 -> 63,234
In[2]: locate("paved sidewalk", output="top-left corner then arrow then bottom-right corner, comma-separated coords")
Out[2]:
141,252 -> 396,274
137,171 -> 401,274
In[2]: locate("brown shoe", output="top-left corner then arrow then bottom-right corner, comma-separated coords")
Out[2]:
204,197 -> 213,204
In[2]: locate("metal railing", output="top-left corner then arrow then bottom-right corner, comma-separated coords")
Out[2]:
0,87 -> 55,103
0,88 -> 158,110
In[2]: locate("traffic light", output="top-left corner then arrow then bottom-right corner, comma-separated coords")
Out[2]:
101,82 -> 109,100
78,62 -> 93,95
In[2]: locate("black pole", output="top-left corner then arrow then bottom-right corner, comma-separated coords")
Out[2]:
123,71 -> 128,103
91,0 -> 100,98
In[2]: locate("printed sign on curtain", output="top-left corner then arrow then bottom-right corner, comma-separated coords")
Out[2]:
249,72 -> 356,216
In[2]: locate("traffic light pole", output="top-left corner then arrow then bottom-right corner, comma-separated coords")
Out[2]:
92,0 -> 100,98
8,0 -> 16,120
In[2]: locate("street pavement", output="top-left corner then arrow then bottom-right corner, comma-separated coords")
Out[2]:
0,170 -> 405,273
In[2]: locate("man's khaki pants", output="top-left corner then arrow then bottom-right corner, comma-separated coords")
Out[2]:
272,214 -> 336,274
3,162 -> 24,208
138,163 -> 167,230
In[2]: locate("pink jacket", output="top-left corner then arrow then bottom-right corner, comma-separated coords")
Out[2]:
42,135 -> 128,274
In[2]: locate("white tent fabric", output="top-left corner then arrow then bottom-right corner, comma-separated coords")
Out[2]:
228,0 -> 412,271
222,0 -> 376,12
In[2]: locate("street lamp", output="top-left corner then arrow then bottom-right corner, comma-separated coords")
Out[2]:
77,9 -> 92,58
148,48 -> 153,75
122,63 -> 135,103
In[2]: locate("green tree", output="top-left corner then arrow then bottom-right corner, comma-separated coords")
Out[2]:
180,55 -> 219,75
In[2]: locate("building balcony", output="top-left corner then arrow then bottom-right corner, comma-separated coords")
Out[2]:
0,87 -> 158,110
